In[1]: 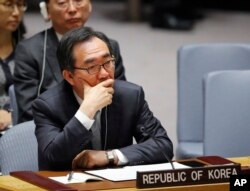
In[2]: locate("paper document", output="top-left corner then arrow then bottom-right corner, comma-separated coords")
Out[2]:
50,172 -> 103,184
85,162 -> 190,182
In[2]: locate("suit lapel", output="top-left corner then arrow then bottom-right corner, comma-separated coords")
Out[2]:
45,28 -> 62,82
58,81 -> 79,122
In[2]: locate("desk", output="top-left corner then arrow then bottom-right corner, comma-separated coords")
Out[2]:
1,156 -> 249,191
36,156 -> 250,191
36,171 -> 230,191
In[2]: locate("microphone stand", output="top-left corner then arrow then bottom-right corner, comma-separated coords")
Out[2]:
140,126 -> 175,170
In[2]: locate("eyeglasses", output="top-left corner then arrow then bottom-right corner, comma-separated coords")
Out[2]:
73,58 -> 115,75
0,1 -> 27,12
55,0 -> 87,10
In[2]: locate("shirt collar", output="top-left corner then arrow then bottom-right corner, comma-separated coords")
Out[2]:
55,32 -> 63,41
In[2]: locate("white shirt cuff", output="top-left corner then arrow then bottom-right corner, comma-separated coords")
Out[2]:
75,110 -> 95,130
113,149 -> 129,165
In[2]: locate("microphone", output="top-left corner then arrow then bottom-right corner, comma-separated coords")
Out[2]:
140,126 -> 175,169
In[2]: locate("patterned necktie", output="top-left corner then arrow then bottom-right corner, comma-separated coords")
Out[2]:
91,111 -> 102,150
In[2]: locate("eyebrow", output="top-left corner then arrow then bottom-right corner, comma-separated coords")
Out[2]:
83,53 -> 111,65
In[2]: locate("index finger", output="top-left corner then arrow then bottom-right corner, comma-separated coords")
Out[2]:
72,150 -> 86,169
98,79 -> 114,88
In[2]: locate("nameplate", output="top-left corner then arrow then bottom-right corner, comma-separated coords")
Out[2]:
136,163 -> 241,188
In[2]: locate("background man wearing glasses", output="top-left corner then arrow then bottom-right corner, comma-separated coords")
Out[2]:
13,0 -> 126,124
33,27 -> 173,170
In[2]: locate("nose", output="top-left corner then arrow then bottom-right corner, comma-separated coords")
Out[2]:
68,0 -> 77,11
12,5 -> 21,15
98,65 -> 109,78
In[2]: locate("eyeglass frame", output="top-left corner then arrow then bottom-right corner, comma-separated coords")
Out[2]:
54,0 -> 87,10
0,0 -> 27,12
73,58 -> 116,75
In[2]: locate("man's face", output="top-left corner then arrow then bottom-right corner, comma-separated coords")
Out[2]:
65,37 -> 115,98
47,0 -> 92,34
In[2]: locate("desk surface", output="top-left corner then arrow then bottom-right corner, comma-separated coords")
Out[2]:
44,155 -> 250,191
37,171 -> 229,191
1,156 -> 249,191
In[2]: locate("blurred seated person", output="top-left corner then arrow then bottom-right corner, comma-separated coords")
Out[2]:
14,0 -> 126,124
33,27 -> 173,170
150,0 -> 202,30
0,0 -> 26,132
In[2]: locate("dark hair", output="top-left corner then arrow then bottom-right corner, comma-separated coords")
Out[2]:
57,26 -> 113,72
12,21 -> 26,45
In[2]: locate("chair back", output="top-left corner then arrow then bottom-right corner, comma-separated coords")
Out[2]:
0,120 -> 38,175
203,70 -> 250,157
177,43 -> 250,159
8,84 -> 18,126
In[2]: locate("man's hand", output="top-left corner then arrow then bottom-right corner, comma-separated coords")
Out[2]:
0,109 -> 11,131
80,79 -> 114,119
72,150 -> 109,169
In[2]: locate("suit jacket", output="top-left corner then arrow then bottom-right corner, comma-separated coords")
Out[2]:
33,80 -> 173,170
13,27 -> 126,123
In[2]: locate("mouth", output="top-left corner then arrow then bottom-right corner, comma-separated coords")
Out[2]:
9,20 -> 19,24
67,18 -> 81,24
8,20 -> 19,27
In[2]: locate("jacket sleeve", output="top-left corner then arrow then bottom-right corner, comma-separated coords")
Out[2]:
119,86 -> 174,165
33,96 -> 92,170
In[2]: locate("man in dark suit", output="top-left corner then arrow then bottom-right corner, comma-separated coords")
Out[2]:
13,0 -> 126,123
33,27 -> 173,170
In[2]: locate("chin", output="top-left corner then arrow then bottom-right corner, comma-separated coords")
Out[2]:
8,24 -> 19,31
69,23 -> 83,30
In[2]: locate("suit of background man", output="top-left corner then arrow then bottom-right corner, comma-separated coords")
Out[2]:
14,0 -> 126,123
32,27 -> 173,170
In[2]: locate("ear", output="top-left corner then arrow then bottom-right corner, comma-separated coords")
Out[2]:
63,70 -> 74,86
